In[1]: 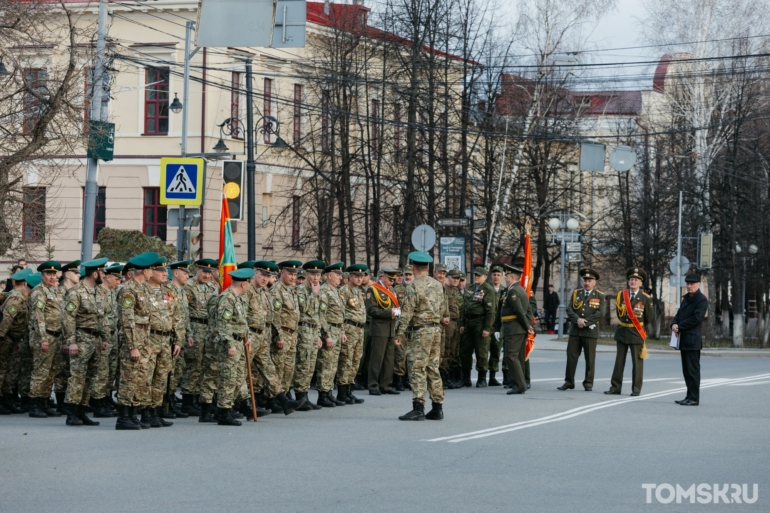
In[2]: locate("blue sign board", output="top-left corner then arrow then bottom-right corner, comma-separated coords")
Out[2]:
160,157 -> 205,206
440,236 -> 466,273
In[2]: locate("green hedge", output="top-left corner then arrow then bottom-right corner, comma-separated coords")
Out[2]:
96,227 -> 177,262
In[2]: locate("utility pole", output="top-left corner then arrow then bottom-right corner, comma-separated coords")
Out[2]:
245,59 -> 256,260
80,0 -> 108,261
176,20 -> 194,261
676,191 -> 683,309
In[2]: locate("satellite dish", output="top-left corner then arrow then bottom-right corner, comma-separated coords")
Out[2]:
411,224 -> 436,252
609,145 -> 636,172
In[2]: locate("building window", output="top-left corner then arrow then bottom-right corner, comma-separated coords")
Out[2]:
321,89 -> 331,153
263,78 -> 273,144
142,187 -> 167,240
82,186 -> 107,238
293,84 -> 302,148
231,72 -> 243,139
291,195 -> 301,249
144,67 -> 170,135
22,187 -> 46,243
394,102 -> 402,163
23,69 -> 48,135
370,99 -> 380,159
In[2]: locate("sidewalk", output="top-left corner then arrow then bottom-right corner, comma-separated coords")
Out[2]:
531,334 -> 770,358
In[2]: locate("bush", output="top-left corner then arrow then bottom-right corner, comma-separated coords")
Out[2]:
96,227 -> 177,262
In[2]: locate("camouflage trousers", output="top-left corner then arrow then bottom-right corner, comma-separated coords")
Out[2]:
54,351 -> 70,394
216,339 -> 245,410
169,348 -> 185,395
64,331 -> 102,406
248,328 -> 281,398
337,325 -> 363,386
393,335 -> 407,377
356,325 -> 371,380
440,320 -> 459,372
292,325 -> 320,393
316,325 -> 343,393
199,335 -> 219,404
29,334 -> 61,399
0,335 -> 18,396
271,331 -> 297,393
116,332 -> 150,407
91,333 -> 117,400
406,326 -> 444,406
16,337 -> 34,397
488,330 -> 503,372
180,322 -> 208,395
145,334 -> 173,408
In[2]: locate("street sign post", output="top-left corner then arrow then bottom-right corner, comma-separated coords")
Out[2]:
411,224 -> 436,252
566,252 -> 582,263
437,218 -> 470,227
86,120 -> 114,161
472,218 -> 487,229
160,157 -> 205,206
439,237 -> 466,272
167,207 -> 201,228
566,242 -> 582,253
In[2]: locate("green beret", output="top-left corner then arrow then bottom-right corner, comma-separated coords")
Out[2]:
128,252 -> 159,270
82,257 -> 109,272
61,260 -> 81,273
11,268 -> 33,281
324,262 -> 345,273
25,272 -> 42,288
37,260 -> 61,273
490,265 -> 504,274
447,269 -> 462,278
408,251 -> 432,265
104,264 -> 124,276
228,268 -> 255,281
303,260 -> 326,273
474,267 -> 488,276
346,263 -> 368,276
434,263 -> 447,272
195,258 -> 219,270
278,260 -> 302,272
150,256 -> 168,271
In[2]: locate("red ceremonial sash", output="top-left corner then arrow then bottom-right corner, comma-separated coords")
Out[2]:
371,282 -> 399,308
623,289 -> 647,341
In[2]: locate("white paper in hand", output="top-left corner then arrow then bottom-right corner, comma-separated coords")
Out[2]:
669,331 -> 679,349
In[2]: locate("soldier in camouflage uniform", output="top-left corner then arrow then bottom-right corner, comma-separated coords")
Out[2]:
392,267 -> 410,391
115,252 -> 159,431
316,262 -> 346,408
27,261 -> 65,418
396,252 -> 447,421
181,259 -> 218,415
53,260 -> 81,409
337,264 -> 367,405
0,269 -> 35,414
61,258 -> 110,426
442,269 -> 464,389
164,261 -> 193,419
434,264 -> 451,389
90,263 -> 122,418
292,260 -> 325,411
270,260 -> 301,398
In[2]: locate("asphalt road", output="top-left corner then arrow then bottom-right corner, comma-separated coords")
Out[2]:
1,350 -> 768,513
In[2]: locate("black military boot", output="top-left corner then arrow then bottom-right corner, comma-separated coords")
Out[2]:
269,398 -> 284,414
19,396 -> 30,413
198,403 -> 215,423
29,397 -> 48,418
77,405 -> 100,426
476,371 -> 487,388
277,392 -> 304,415
129,406 -> 142,426
331,387 -> 346,406
41,397 -> 60,417
295,392 -> 313,411
155,407 -> 173,427
55,392 -> 66,414
317,391 -> 335,408
308,394 -> 322,410
502,369 -> 511,388
139,407 -> 153,429
447,369 -> 461,389
0,397 -> 11,415
403,376 -> 412,390
398,401 -> 425,421
65,404 -> 83,426
440,370 -> 449,389
285,390 -> 295,401
115,405 -> 141,430
347,385 -> 364,404
462,367 -> 472,387
6,395 -> 24,414
217,407 -> 241,426
341,385 -> 354,405
425,402 -> 444,420
181,394 -> 201,416
488,371 -> 501,387
94,398 -> 114,418
394,375 -> 405,391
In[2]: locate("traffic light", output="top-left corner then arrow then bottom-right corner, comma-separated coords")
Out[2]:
222,160 -> 244,220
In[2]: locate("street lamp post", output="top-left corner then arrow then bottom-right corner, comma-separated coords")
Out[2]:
548,215 -> 581,341
736,243 -> 758,321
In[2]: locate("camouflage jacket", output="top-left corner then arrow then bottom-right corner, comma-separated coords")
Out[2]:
319,282 -> 345,337
62,281 -> 109,346
215,288 -> 248,350
339,283 -> 366,325
28,283 -> 64,340
166,282 -> 190,343
117,279 -> 153,351
185,279 -> 217,322
99,284 -> 118,335
270,280 -> 298,340
445,283 -> 463,320
396,274 -> 446,339
296,283 -> 322,328
0,289 -> 28,340
243,283 -> 268,331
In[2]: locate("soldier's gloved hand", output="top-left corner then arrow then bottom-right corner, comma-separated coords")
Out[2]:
130,348 -> 141,361
494,332 -> 500,341
173,345 -> 181,358
41,340 -> 49,353
69,344 -> 79,356
325,337 -> 334,349
228,347 -> 236,357
187,337 -> 194,348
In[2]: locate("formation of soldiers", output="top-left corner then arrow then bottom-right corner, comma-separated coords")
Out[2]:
0,248 -> 656,428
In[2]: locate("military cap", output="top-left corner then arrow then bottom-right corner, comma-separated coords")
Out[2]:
447,269 -> 462,278
170,260 -> 192,273
503,263 -> 522,275
82,257 -> 109,272
473,266 -> 488,276
61,260 -> 82,273
580,268 -> 600,280
228,268 -> 255,281
346,263 -> 368,276
404,265 -> 413,274
408,251 -> 432,265
278,260 -> 302,272
342,272 -> 349,280
381,266 -> 399,279
128,252 -> 159,270
37,260 -> 61,273
104,264 -> 124,276
459,274 -> 466,281
626,267 -> 647,283
11,268 -> 33,281
195,258 -> 219,271
123,262 -> 135,274
238,260 -> 257,269
394,268 -> 403,275
490,265 -> 504,274
303,260 -> 326,273
324,262 -> 345,274
685,273 -> 701,283
434,263 -> 447,272
25,272 -> 42,288
150,256 -> 168,271
297,270 -> 306,278
253,260 -> 276,275
79,268 -> 86,278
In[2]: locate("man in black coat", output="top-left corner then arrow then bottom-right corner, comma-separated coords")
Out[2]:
543,284 -> 559,334
671,273 -> 708,406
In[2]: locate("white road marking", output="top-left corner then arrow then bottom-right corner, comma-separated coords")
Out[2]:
426,373 -> 770,443
728,380 -> 770,387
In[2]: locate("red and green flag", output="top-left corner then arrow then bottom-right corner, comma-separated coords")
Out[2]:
219,197 -> 236,291
520,231 -> 536,359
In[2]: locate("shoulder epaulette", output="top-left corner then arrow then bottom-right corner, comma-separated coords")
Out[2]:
595,289 -> 604,295
642,292 -> 651,298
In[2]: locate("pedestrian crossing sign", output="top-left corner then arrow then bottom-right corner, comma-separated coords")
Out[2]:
160,157 -> 205,206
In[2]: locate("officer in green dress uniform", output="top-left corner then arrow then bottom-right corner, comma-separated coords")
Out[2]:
459,267 -> 496,387
496,263 -> 531,394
